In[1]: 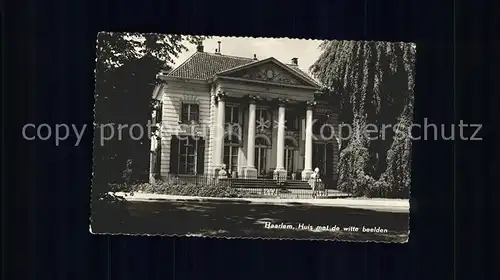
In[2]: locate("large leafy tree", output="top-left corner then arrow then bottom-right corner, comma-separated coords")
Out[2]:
95,32 -> 210,123
96,32 -> 210,73
93,33 -> 209,200
310,41 -> 416,198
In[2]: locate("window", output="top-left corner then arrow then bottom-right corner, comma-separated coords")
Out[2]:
285,111 -> 299,130
225,105 -> 240,124
254,137 -> 270,176
225,105 -> 242,140
312,142 -> 334,176
170,137 -> 205,174
256,108 -> 271,128
181,103 -> 199,123
223,135 -> 240,173
284,139 -> 296,176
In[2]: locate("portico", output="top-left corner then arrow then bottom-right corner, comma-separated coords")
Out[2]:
212,92 -> 320,181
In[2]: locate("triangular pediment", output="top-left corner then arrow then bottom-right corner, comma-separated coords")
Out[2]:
215,58 -> 319,87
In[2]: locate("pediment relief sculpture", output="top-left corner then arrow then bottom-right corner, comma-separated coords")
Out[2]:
226,64 -> 310,86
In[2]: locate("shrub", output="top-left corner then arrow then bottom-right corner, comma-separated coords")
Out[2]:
367,177 -> 390,198
356,173 -> 377,197
337,135 -> 372,196
111,179 -> 256,198
108,183 -> 133,193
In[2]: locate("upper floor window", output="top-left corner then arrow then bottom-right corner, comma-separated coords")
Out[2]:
255,108 -> 271,124
225,105 -> 240,123
285,111 -> 299,131
181,103 -> 199,123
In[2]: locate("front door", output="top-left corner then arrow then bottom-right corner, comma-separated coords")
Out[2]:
312,142 -> 334,177
254,137 -> 270,177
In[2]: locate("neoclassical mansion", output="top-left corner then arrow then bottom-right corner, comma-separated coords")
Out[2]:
150,42 -> 339,182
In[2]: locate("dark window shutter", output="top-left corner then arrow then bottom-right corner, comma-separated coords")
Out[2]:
225,106 -> 231,123
233,107 -> 240,123
155,139 -> 162,174
197,138 -> 205,174
170,137 -> 179,173
180,103 -> 185,122
193,104 -> 200,122
157,103 -> 163,123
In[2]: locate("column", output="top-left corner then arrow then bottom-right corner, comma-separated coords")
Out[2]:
244,96 -> 258,178
214,91 -> 226,172
274,100 -> 287,180
302,101 -> 314,181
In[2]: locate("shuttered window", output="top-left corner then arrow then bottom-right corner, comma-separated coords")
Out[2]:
181,103 -> 199,123
170,137 -> 205,174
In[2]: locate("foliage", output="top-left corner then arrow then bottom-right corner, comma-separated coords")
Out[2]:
376,100 -> 413,198
109,180 -> 258,198
96,32 -> 211,73
310,41 -> 416,198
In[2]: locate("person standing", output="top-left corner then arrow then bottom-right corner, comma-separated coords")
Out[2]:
309,167 -> 320,198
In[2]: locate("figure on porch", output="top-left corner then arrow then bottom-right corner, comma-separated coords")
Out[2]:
309,167 -> 325,198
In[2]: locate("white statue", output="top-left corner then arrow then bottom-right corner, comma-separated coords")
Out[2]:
218,164 -> 228,179
150,131 -> 159,152
310,167 -> 320,180
309,167 -> 323,198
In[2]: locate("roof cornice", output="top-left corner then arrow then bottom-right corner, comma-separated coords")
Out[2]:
158,73 -> 208,85
212,75 -> 321,90
213,57 -> 320,88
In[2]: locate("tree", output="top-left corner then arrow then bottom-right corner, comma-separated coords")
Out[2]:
310,41 -> 416,198
95,32 -> 210,73
93,33 -> 210,200
94,32 -> 211,123
94,33 -> 211,121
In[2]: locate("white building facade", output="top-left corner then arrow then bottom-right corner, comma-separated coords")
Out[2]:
150,43 -> 339,182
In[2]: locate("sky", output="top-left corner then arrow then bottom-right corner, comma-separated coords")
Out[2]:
172,36 -> 324,75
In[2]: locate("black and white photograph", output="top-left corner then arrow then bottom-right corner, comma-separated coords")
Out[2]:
91,33 -> 415,242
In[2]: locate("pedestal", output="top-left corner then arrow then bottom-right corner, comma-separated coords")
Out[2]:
149,174 -> 156,184
273,168 -> 287,181
149,151 -> 157,184
301,169 -> 314,181
243,167 -> 258,179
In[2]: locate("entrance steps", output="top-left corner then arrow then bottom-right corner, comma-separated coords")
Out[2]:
224,178 -> 326,190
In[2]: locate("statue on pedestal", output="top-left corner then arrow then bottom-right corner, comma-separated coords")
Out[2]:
218,164 -> 228,179
309,167 -> 324,198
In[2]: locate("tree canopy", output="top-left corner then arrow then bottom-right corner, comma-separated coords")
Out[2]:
310,40 -> 416,198
96,32 -> 210,72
